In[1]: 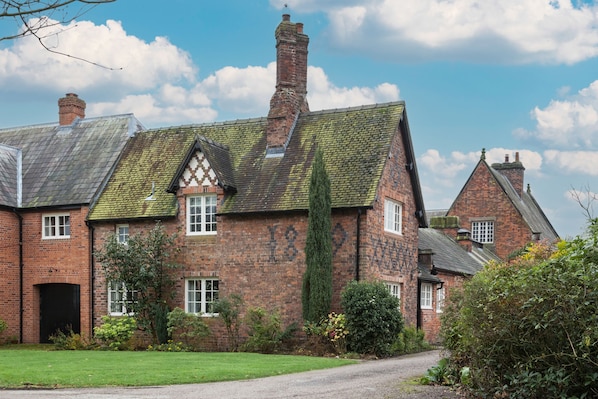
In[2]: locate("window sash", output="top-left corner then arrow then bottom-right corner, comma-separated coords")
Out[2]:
187,195 -> 217,235
108,282 -> 137,315
472,221 -> 494,243
436,286 -> 445,313
117,225 -> 129,244
186,278 -> 219,315
43,214 -> 70,238
384,199 -> 402,235
421,283 -> 433,309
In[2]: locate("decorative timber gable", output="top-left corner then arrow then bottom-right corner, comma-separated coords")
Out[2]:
179,150 -> 219,190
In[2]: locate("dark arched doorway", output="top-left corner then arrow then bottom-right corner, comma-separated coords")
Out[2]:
39,283 -> 80,343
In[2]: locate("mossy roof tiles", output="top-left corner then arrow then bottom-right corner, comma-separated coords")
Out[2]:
88,102 -> 407,221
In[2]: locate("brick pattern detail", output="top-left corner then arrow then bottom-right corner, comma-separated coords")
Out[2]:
448,162 -> 532,259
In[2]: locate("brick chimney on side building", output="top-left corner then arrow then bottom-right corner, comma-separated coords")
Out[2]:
58,93 -> 86,126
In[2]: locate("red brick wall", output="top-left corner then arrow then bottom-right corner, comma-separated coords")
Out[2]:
359,125 -> 420,327
0,209 -> 21,342
91,124 -> 421,346
20,207 -> 92,343
420,272 -> 470,343
448,162 -> 532,260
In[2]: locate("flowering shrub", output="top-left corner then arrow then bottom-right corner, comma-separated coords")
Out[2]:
322,313 -> 348,354
93,315 -> 137,350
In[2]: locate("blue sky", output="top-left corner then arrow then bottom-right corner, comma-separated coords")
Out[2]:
1,0 -> 598,238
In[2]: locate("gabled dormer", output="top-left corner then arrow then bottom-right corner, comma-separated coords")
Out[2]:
168,135 -> 236,236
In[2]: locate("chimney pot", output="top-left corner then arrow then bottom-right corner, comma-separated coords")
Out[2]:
296,22 -> 303,33
515,151 -> 520,162
505,154 -> 509,163
282,14 -> 290,21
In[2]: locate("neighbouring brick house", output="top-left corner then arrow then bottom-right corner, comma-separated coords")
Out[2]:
0,95 -> 143,343
86,14 -> 428,349
442,149 -> 559,260
417,225 -> 500,343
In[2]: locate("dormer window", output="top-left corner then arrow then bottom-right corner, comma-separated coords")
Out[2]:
187,194 -> 217,235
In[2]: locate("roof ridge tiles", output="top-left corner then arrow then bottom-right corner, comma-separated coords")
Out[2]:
305,101 -> 405,116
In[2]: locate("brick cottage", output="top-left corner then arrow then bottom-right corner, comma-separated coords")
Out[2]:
0,15 -> 558,346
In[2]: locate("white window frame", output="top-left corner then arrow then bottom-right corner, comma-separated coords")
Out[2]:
471,220 -> 494,243
185,278 -> 219,316
384,199 -> 403,235
108,281 -> 137,316
117,224 -> 129,244
436,286 -> 445,313
386,283 -> 401,301
42,213 -> 70,239
186,195 -> 217,236
420,283 -> 433,309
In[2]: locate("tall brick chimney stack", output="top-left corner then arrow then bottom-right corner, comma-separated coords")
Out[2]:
266,14 -> 309,152
491,151 -> 525,197
58,93 -> 86,125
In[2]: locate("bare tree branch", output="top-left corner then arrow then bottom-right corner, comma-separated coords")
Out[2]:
1,1 -> 120,69
570,184 -> 597,221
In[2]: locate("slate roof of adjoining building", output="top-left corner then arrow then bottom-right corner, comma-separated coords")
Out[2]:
88,102 -> 427,223
0,115 -> 142,208
418,228 -> 500,276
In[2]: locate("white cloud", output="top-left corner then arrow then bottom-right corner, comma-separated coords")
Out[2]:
544,150 -> 598,176
515,80 -> 598,149
307,66 -> 399,110
0,18 -> 196,95
272,0 -> 598,65
0,18 -> 400,127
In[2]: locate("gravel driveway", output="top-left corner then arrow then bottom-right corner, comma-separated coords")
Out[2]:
3,350 -> 460,399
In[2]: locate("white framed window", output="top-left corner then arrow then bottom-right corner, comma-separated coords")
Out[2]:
108,282 -> 137,316
436,286 -> 445,313
384,199 -> 403,235
117,224 -> 129,244
472,220 -> 494,243
386,283 -> 401,301
187,195 -> 217,235
186,278 -> 219,315
420,283 -> 433,309
43,213 -> 70,239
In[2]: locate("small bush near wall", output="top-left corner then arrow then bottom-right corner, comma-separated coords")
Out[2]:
391,325 -> 431,355
93,316 -> 137,350
166,307 -> 210,351
341,280 -> 403,357
241,307 -> 298,353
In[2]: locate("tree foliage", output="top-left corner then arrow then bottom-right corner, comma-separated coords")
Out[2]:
95,221 -> 180,344
302,148 -> 333,323
441,221 -> 598,398
341,280 -> 403,356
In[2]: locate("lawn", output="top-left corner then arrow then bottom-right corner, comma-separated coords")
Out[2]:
0,347 -> 356,388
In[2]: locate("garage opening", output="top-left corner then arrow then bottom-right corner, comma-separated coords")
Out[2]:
39,283 -> 80,343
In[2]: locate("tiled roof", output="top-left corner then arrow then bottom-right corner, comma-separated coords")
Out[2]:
488,166 -> 559,242
0,115 -> 142,208
418,228 -> 498,275
88,102 -> 417,221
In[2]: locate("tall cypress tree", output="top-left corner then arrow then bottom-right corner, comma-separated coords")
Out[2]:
302,148 -> 333,323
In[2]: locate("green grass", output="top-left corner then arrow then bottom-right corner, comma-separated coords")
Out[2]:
0,347 -> 356,389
